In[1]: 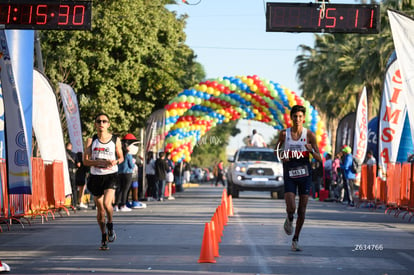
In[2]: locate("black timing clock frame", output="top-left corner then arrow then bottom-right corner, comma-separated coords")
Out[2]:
266,2 -> 381,34
0,0 -> 92,30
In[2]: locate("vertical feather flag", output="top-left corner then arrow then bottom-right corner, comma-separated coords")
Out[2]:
388,10 -> 414,152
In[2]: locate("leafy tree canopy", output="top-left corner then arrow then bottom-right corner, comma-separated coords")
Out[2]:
40,0 -> 205,138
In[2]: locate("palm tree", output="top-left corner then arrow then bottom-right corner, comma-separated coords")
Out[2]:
294,0 -> 414,154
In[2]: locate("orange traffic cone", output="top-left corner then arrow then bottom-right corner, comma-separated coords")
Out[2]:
213,211 -> 222,242
215,207 -> 224,237
227,194 -> 234,216
221,188 -> 227,202
198,222 -> 216,263
221,201 -> 228,225
210,220 -> 220,257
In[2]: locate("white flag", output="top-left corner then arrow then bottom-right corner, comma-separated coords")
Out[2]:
59,83 -> 83,154
378,57 -> 406,170
388,10 -> 414,148
353,87 -> 368,163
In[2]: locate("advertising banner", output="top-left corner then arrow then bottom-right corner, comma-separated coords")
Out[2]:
388,10 -> 414,149
378,56 -> 406,171
0,30 -> 31,194
33,70 -> 71,196
59,83 -> 83,153
353,87 -> 368,163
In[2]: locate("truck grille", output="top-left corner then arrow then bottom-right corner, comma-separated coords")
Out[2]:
246,168 -> 274,176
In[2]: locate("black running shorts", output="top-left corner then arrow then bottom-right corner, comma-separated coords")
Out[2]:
283,161 -> 312,196
87,173 -> 118,197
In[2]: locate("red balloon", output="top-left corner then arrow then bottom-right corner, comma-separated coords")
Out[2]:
217,84 -> 225,92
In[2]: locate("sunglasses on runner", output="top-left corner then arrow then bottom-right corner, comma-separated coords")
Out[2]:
95,120 -> 108,124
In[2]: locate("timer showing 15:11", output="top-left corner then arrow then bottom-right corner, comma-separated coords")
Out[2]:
0,1 -> 92,30
266,3 -> 380,34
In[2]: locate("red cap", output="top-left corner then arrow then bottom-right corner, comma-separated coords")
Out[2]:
122,133 -> 137,140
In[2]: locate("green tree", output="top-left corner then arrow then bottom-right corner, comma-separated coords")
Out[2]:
40,0 -> 205,137
191,121 -> 240,168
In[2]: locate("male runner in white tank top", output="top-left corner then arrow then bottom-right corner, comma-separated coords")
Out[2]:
275,105 -> 322,251
84,113 -> 124,250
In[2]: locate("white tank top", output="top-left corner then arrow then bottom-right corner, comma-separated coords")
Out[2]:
284,128 -> 308,153
90,135 -> 118,175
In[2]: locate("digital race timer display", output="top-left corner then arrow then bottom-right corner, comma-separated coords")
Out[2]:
0,0 -> 92,30
266,2 -> 380,34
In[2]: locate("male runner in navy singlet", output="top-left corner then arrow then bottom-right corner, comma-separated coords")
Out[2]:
275,105 -> 322,251
84,113 -> 124,250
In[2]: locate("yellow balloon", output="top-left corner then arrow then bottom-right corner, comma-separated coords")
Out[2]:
206,87 -> 215,94
177,109 -> 185,116
169,109 -> 177,116
316,135 -> 322,144
199,84 -> 207,92
316,128 -> 323,136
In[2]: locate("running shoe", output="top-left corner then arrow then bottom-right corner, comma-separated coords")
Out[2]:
284,218 -> 293,235
107,223 -> 116,242
79,202 -> 88,209
100,233 -> 109,250
120,206 -> 132,212
291,239 -> 302,251
0,261 -> 10,272
132,201 -> 147,209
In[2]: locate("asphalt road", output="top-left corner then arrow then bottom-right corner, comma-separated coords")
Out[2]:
1,183 -> 414,274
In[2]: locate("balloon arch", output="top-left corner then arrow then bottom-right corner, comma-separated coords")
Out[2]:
163,75 -> 330,163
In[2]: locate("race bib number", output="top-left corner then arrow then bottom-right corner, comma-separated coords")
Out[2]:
288,165 -> 309,178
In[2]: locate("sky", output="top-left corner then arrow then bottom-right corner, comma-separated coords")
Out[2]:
166,0 -> 353,154
168,0 -> 318,93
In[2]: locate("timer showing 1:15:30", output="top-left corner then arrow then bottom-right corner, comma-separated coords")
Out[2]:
0,1 -> 92,30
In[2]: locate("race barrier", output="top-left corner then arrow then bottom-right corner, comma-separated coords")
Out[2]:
357,162 -> 414,221
0,158 -> 70,231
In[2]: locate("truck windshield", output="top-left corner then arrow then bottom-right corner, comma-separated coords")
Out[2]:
238,151 -> 278,162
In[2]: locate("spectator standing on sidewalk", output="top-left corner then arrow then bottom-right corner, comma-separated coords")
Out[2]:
145,152 -> 156,200
66,142 -> 78,208
75,152 -> 89,209
165,152 -> 175,200
115,142 -> 134,212
324,153 -> 333,198
341,146 -> 355,207
183,161 -> 191,187
366,150 -> 376,166
332,152 -> 343,201
84,113 -> 124,250
129,159 -> 147,209
174,161 -> 184,192
154,152 -> 168,201
214,160 -> 225,186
